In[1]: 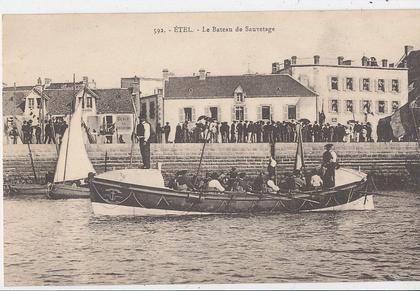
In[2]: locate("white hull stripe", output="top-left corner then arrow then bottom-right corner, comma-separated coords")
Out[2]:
91,195 -> 374,217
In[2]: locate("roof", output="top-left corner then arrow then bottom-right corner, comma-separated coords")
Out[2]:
93,88 -> 134,114
44,89 -> 76,115
3,85 -> 34,91
2,88 -> 30,116
164,74 -> 317,99
46,82 -> 84,90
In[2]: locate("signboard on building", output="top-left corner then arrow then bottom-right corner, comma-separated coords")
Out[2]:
116,114 -> 133,133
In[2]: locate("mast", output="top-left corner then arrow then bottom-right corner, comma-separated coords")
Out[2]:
62,74 -> 75,181
294,123 -> 305,172
40,80 -> 45,142
129,91 -> 138,167
14,84 -> 38,182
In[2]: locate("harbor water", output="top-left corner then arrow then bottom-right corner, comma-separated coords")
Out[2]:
4,190 -> 420,286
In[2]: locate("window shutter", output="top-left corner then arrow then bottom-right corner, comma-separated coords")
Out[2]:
270,105 -> 274,120
337,77 -> 340,91
384,101 -> 389,114
294,103 -> 299,119
369,79 -> 373,91
359,78 -> 363,91
328,100 -> 332,113
342,78 -> 346,91
283,105 -> 288,120
217,106 -> 221,122
374,79 -> 378,92
244,106 -> 248,121
359,100 -> 363,113
179,108 -> 184,123
327,76 -> 331,91
231,106 -> 236,121
191,107 -> 196,122
375,101 -> 379,114
205,106 -> 210,117
398,78 -> 401,92
257,105 -> 262,120
336,100 -> 341,113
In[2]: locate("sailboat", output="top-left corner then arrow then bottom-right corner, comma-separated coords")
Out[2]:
47,102 -> 96,199
89,117 -> 374,216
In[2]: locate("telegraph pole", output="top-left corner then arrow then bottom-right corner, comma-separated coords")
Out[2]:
40,79 -> 45,142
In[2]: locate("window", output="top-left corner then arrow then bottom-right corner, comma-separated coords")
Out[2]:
330,99 -> 338,113
392,101 -> 400,112
261,105 -> 271,120
345,100 -> 353,112
86,97 -> 93,108
377,79 -> 385,92
392,79 -> 400,92
236,92 -> 244,103
149,101 -> 156,119
288,105 -> 296,120
331,77 -> 339,90
36,98 -> 41,109
362,78 -> 370,91
28,98 -> 35,109
235,106 -> 244,121
209,107 -> 218,120
141,103 -> 147,117
346,78 -> 353,90
184,107 -> 192,121
378,101 -> 386,114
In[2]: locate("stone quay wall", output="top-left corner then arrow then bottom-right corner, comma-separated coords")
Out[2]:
3,142 -> 420,188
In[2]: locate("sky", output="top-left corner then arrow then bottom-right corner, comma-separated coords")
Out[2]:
3,10 -> 420,88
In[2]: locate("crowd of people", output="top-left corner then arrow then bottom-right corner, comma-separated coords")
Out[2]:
6,118 -> 68,145
156,119 -> 383,144
168,144 -> 339,194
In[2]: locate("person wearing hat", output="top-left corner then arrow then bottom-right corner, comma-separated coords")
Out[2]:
322,144 -> 337,188
136,115 -> 151,169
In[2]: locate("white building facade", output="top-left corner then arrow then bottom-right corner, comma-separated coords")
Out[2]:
277,56 -> 409,126
163,72 -> 318,141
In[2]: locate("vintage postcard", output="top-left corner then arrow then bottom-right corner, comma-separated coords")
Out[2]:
2,7 -> 420,289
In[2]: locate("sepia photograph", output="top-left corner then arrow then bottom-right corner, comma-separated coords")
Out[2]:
2,3 -> 420,289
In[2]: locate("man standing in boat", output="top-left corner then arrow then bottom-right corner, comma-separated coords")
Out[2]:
136,116 -> 151,169
322,143 -> 338,188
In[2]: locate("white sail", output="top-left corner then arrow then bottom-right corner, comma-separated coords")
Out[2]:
53,103 -> 95,183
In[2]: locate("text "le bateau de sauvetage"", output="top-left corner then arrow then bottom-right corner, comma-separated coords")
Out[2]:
153,26 -> 275,34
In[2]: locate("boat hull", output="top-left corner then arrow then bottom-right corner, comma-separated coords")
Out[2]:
90,176 -> 374,217
8,184 -> 49,196
48,184 -> 90,199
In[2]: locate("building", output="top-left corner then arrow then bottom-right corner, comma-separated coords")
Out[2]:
3,77 -> 135,144
396,45 -> 420,103
274,55 -> 409,128
163,70 -> 318,141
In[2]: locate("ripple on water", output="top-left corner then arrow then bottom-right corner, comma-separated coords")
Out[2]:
3,190 -> 420,286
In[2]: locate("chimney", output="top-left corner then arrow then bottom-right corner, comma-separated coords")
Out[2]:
199,69 -> 206,80
44,78 -> 52,88
90,79 -> 96,89
272,62 -> 280,74
389,63 -> 395,68
37,77 -> 42,85
361,56 -> 368,66
370,57 -> 378,66
381,59 -> 388,67
291,56 -> 297,65
314,55 -> 320,65
337,56 -> 344,65
405,45 -> 414,56
82,76 -> 88,85
162,69 -> 169,81
284,59 -> 291,69
342,60 -> 352,66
